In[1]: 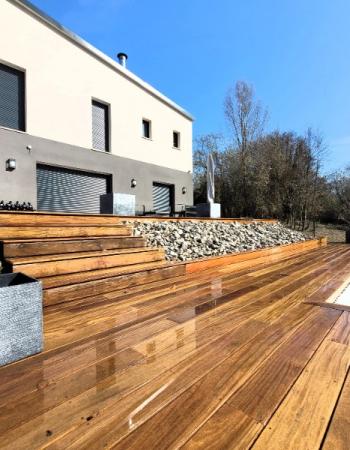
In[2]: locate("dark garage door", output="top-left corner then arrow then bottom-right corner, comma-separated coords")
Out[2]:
152,183 -> 174,214
37,164 -> 111,214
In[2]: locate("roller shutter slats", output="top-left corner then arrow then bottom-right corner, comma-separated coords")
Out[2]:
0,63 -> 25,131
92,100 -> 109,151
152,184 -> 171,214
37,165 -> 109,213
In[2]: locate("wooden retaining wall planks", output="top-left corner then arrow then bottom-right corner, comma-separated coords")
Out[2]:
184,238 -> 327,274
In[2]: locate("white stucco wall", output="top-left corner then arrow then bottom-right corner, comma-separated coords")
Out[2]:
0,0 -> 193,173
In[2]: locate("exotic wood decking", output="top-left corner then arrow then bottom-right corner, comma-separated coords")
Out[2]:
0,211 -> 321,308
0,242 -> 349,449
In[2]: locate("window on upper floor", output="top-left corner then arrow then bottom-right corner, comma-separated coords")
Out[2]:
142,119 -> 151,139
92,99 -> 110,152
173,131 -> 180,149
0,62 -> 25,131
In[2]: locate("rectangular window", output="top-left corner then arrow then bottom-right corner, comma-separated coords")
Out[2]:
173,131 -> 180,148
0,62 -> 25,131
92,100 -> 110,151
142,119 -> 151,139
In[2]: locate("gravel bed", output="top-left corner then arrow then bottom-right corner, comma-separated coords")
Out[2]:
126,220 -> 307,262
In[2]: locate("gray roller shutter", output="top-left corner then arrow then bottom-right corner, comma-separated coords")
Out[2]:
152,183 -> 171,214
92,100 -> 109,151
0,63 -> 25,131
37,165 -> 110,213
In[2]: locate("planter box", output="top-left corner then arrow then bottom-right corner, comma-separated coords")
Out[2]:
0,273 -> 43,366
195,202 -> 221,218
100,193 -> 136,216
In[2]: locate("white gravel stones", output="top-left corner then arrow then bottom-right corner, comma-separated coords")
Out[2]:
127,220 -> 306,262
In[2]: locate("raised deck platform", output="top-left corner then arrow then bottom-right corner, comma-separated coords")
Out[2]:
0,242 -> 349,449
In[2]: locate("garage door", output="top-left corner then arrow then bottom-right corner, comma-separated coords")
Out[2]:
152,183 -> 173,214
37,164 -> 111,213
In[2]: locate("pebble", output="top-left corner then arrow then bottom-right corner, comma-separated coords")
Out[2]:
125,220 -> 307,262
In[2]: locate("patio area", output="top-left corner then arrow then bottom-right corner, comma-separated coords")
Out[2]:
0,243 -> 349,449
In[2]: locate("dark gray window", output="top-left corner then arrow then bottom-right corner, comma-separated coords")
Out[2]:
173,131 -> 180,148
0,63 -> 25,131
142,119 -> 151,139
92,100 -> 110,151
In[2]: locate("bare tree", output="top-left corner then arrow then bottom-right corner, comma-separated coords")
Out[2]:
193,81 -> 330,223
303,129 -> 327,232
224,81 -> 268,215
331,167 -> 350,225
224,81 -> 268,154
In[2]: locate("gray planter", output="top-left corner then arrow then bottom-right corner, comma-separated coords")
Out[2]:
100,193 -> 136,216
195,202 -> 221,218
0,273 -> 43,366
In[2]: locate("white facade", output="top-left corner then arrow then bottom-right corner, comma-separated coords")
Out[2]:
0,0 -> 193,173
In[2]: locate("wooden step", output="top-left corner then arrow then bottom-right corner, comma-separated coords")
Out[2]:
41,259 -> 175,289
0,225 -> 132,240
0,211 -> 125,226
2,236 -> 146,258
6,246 -> 151,265
43,262 -> 185,306
0,212 -> 183,310
8,248 -> 165,278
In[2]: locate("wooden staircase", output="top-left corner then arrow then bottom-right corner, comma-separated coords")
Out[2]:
0,212 -> 184,307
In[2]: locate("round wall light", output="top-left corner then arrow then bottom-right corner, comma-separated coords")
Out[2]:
182,186 -> 187,195
131,178 -> 137,188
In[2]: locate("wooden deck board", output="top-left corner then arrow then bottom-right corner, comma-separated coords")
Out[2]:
323,371 -> 350,450
42,245 -> 350,350
252,338 -> 350,450
0,243 -> 349,449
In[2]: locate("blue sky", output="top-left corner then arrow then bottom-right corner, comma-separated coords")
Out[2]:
32,0 -> 350,173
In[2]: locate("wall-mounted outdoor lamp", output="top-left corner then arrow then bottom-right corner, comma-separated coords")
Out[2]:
6,158 -> 16,171
131,178 -> 137,188
182,186 -> 187,195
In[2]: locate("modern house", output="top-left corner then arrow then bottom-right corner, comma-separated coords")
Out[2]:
0,0 -> 194,214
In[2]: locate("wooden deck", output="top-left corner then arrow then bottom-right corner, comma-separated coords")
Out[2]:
1,243 -> 350,449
